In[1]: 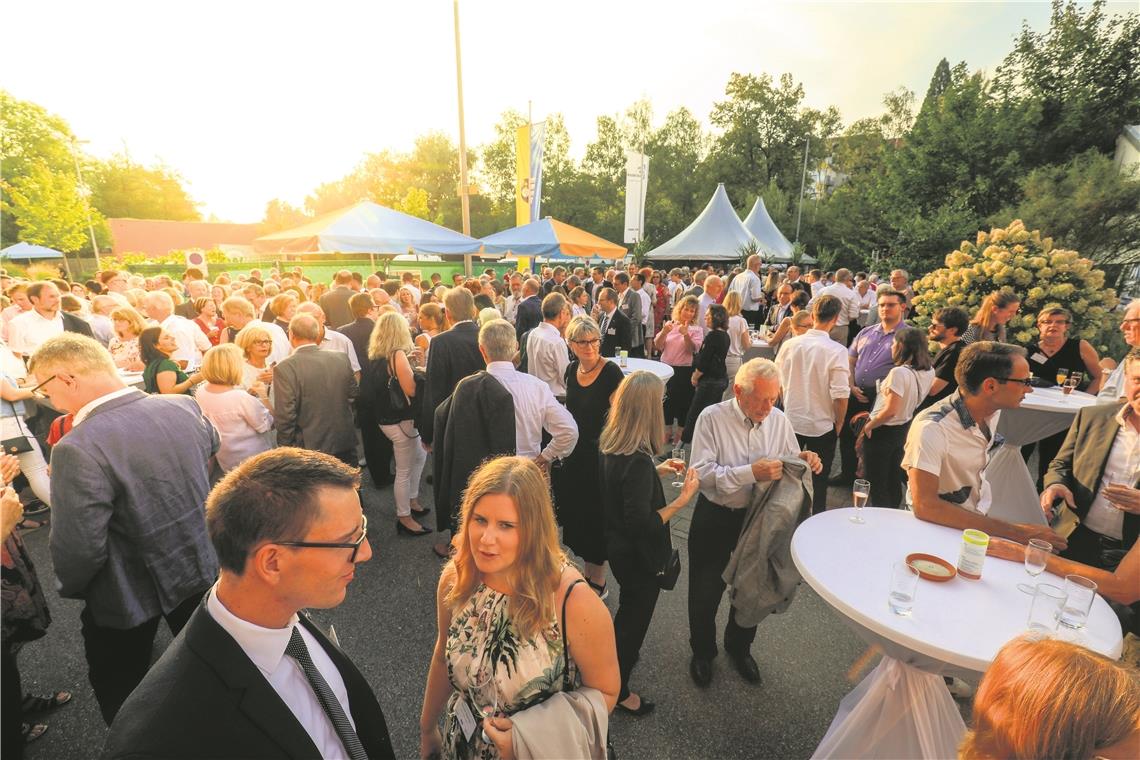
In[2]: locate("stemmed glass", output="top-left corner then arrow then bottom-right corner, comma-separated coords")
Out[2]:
1054,369 -> 1068,387
1017,539 -> 1052,593
670,446 -> 687,488
851,479 -> 870,524
468,662 -> 499,745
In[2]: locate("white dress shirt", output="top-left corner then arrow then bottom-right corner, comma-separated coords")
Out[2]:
696,293 -> 716,333
1083,406 -> 1140,540
503,293 -> 523,324
161,314 -> 210,366
775,329 -> 851,437
690,398 -> 801,509
526,322 -> 570,396
637,287 -> 652,334
7,309 -> 64,356
206,587 -> 356,759
728,270 -> 763,311
486,361 -> 578,460
817,282 -> 862,327
320,329 -> 361,373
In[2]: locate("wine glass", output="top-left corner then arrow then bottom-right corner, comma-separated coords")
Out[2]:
1054,369 -> 1068,387
851,479 -> 870,524
1062,376 -> 1077,395
468,662 -> 499,745
1069,371 -> 1084,391
670,446 -> 687,487
1017,538 -> 1052,593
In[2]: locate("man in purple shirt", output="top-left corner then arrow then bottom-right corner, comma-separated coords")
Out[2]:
834,287 -> 907,486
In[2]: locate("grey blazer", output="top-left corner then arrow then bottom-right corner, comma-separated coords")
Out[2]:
273,344 -> 358,459
49,390 -> 220,629
617,288 -> 643,347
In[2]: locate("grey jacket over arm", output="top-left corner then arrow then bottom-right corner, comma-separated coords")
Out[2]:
49,391 -> 220,629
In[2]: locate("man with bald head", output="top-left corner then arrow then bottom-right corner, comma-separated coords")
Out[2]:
295,302 -> 360,376
273,314 -> 358,465
1099,301 -> 1140,402
143,291 -> 210,368
728,254 -> 765,326
514,277 -> 543,342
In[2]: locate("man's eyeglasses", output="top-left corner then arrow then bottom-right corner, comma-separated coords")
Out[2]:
29,375 -> 57,398
276,515 -> 368,562
995,376 -> 1034,387
1037,320 -> 1069,327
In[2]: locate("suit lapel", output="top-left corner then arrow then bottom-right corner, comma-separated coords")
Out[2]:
185,605 -> 323,760
1084,405 -> 1123,498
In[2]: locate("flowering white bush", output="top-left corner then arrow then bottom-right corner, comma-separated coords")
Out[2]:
911,220 -> 1118,350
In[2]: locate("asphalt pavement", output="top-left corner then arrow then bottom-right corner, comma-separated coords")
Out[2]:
17,467 -> 883,760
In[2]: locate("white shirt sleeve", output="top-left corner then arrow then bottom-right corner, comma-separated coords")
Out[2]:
540,384 -> 578,461
690,410 -> 757,496
829,349 -> 851,400
901,418 -> 945,476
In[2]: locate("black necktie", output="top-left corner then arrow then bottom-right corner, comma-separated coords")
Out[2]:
285,626 -> 369,760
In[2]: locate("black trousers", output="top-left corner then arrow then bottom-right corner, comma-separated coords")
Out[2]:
741,309 -> 762,328
1061,524 -> 1125,571
1021,430 -> 1066,489
863,423 -> 909,508
358,406 -> 394,488
838,386 -> 876,483
687,496 -> 754,660
2,645 -> 23,760
682,378 -> 729,444
796,430 -> 837,515
609,554 -> 661,702
82,590 -> 204,725
629,344 -> 646,359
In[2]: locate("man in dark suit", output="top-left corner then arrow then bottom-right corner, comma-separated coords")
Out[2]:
337,294 -> 394,487
274,315 -> 359,466
513,278 -> 543,343
595,287 -> 632,358
613,272 -> 645,358
319,270 -> 357,330
765,284 -> 794,328
175,280 -> 209,319
30,334 -> 219,725
1041,348 -> 1140,570
103,448 -> 395,760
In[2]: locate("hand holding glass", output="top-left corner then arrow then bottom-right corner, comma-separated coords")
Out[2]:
670,447 -> 687,487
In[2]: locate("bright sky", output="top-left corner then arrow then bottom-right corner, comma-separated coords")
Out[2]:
4,1 -> 1134,223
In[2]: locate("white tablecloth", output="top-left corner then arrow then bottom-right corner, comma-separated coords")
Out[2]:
605,356 -> 673,381
792,507 -> 1122,759
742,337 -> 775,363
987,388 -> 1099,525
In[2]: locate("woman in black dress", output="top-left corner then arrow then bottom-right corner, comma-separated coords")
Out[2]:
681,304 -> 730,444
552,315 -> 625,598
599,371 -> 700,715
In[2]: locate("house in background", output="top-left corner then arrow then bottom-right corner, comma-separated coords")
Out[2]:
108,218 -> 259,258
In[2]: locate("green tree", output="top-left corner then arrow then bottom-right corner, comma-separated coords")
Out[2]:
3,163 -> 104,252
89,153 -> 201,221
643,107 -> 709,245
260,198 -> 309,234
478,110 -> 527,210
917,58 -> 953,121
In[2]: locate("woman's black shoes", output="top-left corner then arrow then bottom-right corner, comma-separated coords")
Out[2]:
411,505 -> 431,517
616,697 -> 655,716
396,521 -> 432,537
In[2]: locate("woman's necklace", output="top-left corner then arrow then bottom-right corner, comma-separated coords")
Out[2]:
577,357 -> 603,375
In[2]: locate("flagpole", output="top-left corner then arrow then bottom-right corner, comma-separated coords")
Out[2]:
453,0 -> 472,276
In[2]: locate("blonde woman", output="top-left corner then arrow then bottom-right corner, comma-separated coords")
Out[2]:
599,372 -> 699,715
722,290 -> 752,385
234,323 -> 275,390
364,312 -> 430,536
193,345 -> 274,473
415,302 -> 444,364
962,290 -> 1021,345
420,456 -> 620,759
109,307 -> 146,370
655,294 -> 705,446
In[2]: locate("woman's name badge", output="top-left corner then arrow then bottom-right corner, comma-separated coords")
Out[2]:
454,699 -> 477,740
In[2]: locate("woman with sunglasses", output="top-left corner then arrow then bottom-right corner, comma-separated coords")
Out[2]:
552,316 -> 625,598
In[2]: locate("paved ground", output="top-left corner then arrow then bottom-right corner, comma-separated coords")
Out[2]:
17,465 -> 911,759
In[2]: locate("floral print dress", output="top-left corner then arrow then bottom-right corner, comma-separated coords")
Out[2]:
443,582 -> 574,760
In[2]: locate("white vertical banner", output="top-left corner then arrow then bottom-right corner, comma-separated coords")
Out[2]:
623,151 -> 649,244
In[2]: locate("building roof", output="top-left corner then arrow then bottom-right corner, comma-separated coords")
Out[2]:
109,218 -> 260,257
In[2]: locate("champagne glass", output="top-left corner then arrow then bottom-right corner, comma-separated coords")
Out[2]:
468,662 -> 499,745
851,479 -> 870,524
1069,371 -> 1084,391
1062,376 -> 1077,395
1017,538 -> 1052,593
670,446 -> 687,487
1054,369 -> 1068,387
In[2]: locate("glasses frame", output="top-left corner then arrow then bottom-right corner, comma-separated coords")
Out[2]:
276,515 -> 368,562
570,338 -> 601,348
29,374 -> 58,398
994,376 -> 1034,387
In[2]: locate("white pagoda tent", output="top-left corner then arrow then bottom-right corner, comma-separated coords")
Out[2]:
644,184 -> 756,262
741,198 -> 795,262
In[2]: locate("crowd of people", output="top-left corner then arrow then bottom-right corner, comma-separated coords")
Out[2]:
0,257 -> 1138,759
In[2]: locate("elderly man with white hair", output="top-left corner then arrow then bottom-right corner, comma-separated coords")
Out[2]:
1099,300 -> 1140,402
295,301 -> 361,376
687,358 -> 821,688
142,291 -> 209,368
696,275 -> 724,333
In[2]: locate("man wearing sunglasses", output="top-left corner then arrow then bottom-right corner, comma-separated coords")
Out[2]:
903,341 -> 1068,549
105,448 -> 395,760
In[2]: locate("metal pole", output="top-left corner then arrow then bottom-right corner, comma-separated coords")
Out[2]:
453,0 -> 473,277
795,135 -> 809,243
72,139 -> 102,271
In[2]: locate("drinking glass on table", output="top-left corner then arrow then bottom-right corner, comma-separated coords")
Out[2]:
1062,376 -> 1077,395
1027,583 -> 1067,632
851,479 -> 870,523
888,561 -> 919,616
1017,539 -> 1052,594
1054,369 -> 1068,387
670,446 -> 687,487
1059,575 -> 1097,629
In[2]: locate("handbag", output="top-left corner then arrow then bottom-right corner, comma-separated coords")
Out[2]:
1,534 -> 52,647
656,548 -> 682,591
386,353 -> 412,413
2,413 -> 34,455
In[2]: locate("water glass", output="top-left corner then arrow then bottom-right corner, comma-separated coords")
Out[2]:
670,446 -> 687,487
1027,583 -> 1067,631
888,561 -> 919,616
851,479 -> 870,524
1059,575 -> 1097,629
1017,539 -> 1052,594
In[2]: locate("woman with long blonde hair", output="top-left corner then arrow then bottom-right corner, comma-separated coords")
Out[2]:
722,290 -> 753,386
363,311 -> 430,535
962,289 -> 1020,345
420,456 -> 619,759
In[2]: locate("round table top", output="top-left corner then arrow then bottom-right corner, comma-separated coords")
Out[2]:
791,508 -> 1123,673
605,356 -> 674,381
1015,386 -> 1098,415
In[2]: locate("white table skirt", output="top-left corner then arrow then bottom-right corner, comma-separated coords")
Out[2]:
793,508 -> 1122,759
605,356 -> 673,381
987,388 -> 1099,525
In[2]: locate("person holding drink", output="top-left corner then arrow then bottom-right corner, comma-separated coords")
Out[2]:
655,295 -> 703,447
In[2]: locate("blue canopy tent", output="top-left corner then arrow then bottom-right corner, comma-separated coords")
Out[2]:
252,201 -> 483,256
480,218 -> 626,261
0,242 -> 66,261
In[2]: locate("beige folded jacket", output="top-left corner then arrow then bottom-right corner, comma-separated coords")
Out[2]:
510,686 -> 609,760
